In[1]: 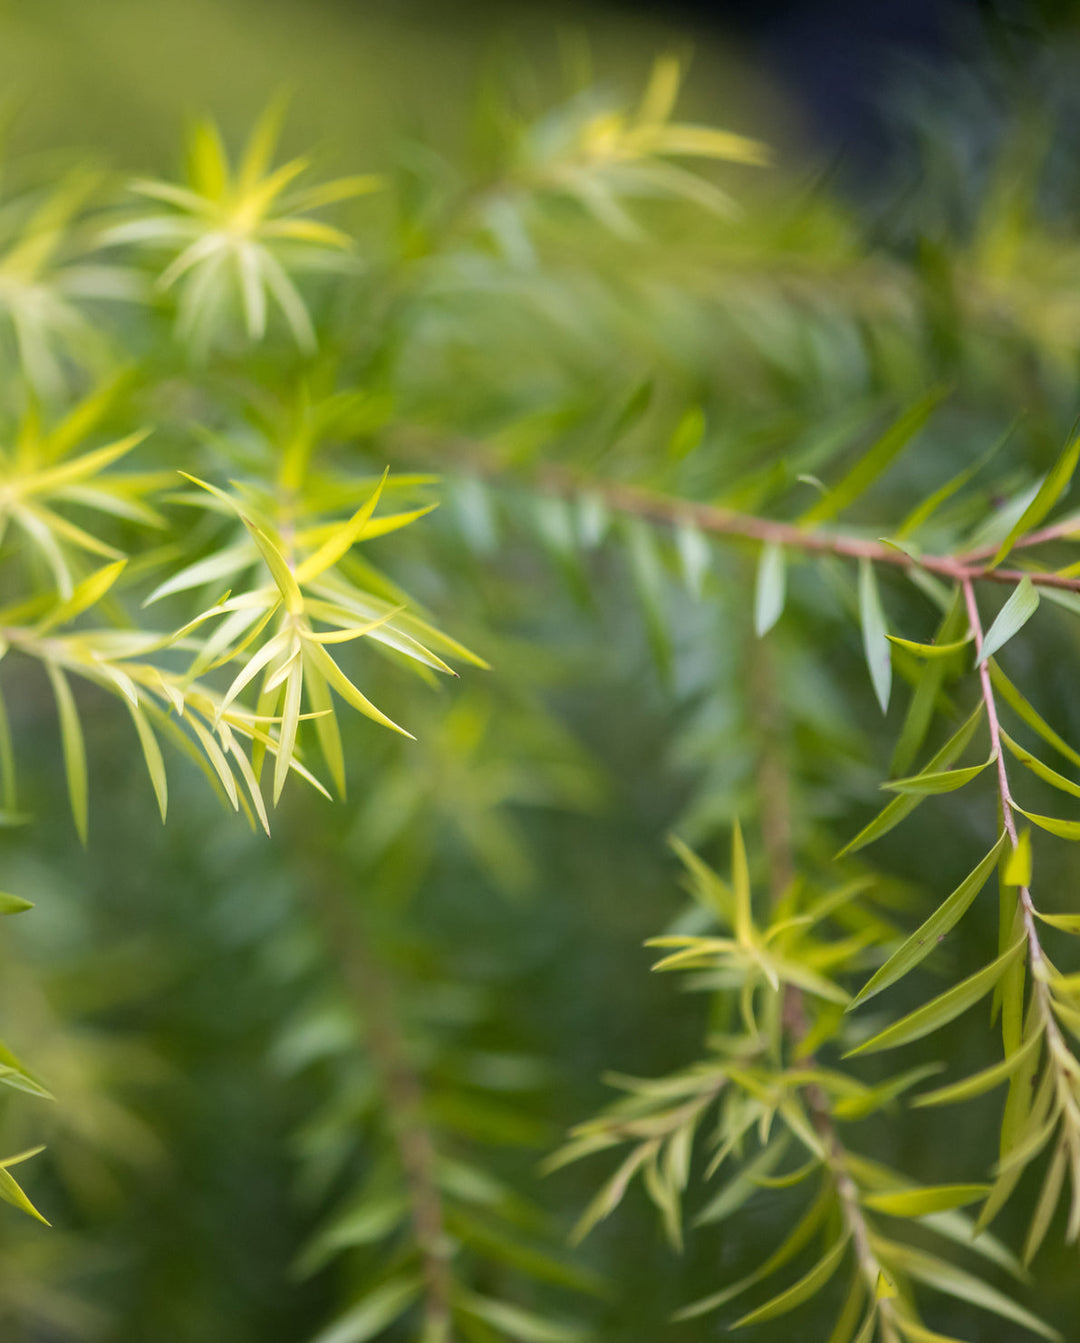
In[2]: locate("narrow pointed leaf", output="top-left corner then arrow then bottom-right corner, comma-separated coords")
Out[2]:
859,559 -> 892,713
991,662 -> 1080,770
250,528 -> 304,614
913,1030 -> 1042,1108
1034,911 -> 1080,933
800,389 -> 946,527
754,542 -> 786,636
45,663 -> 87,843
305,642 -> 413,739
837,704 -> 984,857
1002,731 -> 1080,801
991,434 -> 1080,568
272,661 -> 304,805
293,471 -> 390,585
682,1179 -> 832,1316
127,701 -> 167,821
1023,1141 -> 1067,1265
886,633 -> 972,659
732,818 -> 753,944
458,1294 -> 586,1343
849,836 -> 1006,1010
881,758 -> 991,794
891,592 -> 968,775
1013,806 -> 1080,841
882,1242 -> 1060,1340
732,1230 -> 851,1328
310,1275 -> 423,1343
978,578 -> 1039,665
37,559 -> 127,632
862,1185 -> 988,1216
845,938 -> 1025,1056
0,1148 -> 50,1225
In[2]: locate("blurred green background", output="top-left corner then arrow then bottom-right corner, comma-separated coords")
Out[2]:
2,2 -> 1080,1341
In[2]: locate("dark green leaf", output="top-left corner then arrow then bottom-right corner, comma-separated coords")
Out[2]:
800,389 -> 946,527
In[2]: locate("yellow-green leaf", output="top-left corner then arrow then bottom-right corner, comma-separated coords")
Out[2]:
293,471 -> 389,586
0,1146 -> 49,1225
127,700 -> 167,822
881,757 -> 991,794
1002,730 -> 1080,802
912,1029 -> 1042,1108
1013,805 -> 1080,841
1034,910 -> 1080,933
886,633 -> 973,659
732,818 -> 753,944
732,1230 -> 851,1328
862,1185 -> 988,1216
978,578 -> 1040,665
848,835 -> 1006,1009
1004,827 -> 1033,886
991,433 -> 1080,568
845,938 -> 1025,1057
45,663 -> 87,843
991,663 -> 1080,770
837,703 -> 985,857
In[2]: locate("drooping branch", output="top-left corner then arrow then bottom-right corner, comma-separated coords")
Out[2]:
962,577 -> 1080,1240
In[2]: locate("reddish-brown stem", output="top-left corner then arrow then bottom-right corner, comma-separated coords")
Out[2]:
961,578 -> 1045,967
393,429 -> 1080,592
558,474 -> 1080,592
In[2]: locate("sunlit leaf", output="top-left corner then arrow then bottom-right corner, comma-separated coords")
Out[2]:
977,578 -> 1039,665
837,704 -> 984,857
862,1185 -> 988,1216
848,835 -> 1005,1009
732,1230 -> 852,1328
754,542 -> 786,636
845,938 -> 1025,1056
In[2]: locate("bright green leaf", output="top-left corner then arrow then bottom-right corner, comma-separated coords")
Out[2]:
978,578 -> 1040,665
754,542 -> 786,636
845,938 -> 1025,1056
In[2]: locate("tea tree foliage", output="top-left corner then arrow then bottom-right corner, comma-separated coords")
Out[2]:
2,39 -> 1080,1343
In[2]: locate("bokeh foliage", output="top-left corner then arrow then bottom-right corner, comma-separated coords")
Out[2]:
2,2 -> 1080,1341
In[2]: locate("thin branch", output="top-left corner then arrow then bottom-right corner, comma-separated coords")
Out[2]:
313,882 -> 455,1342
549,473 -> 1080,593
962,578 -> 1080,1152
